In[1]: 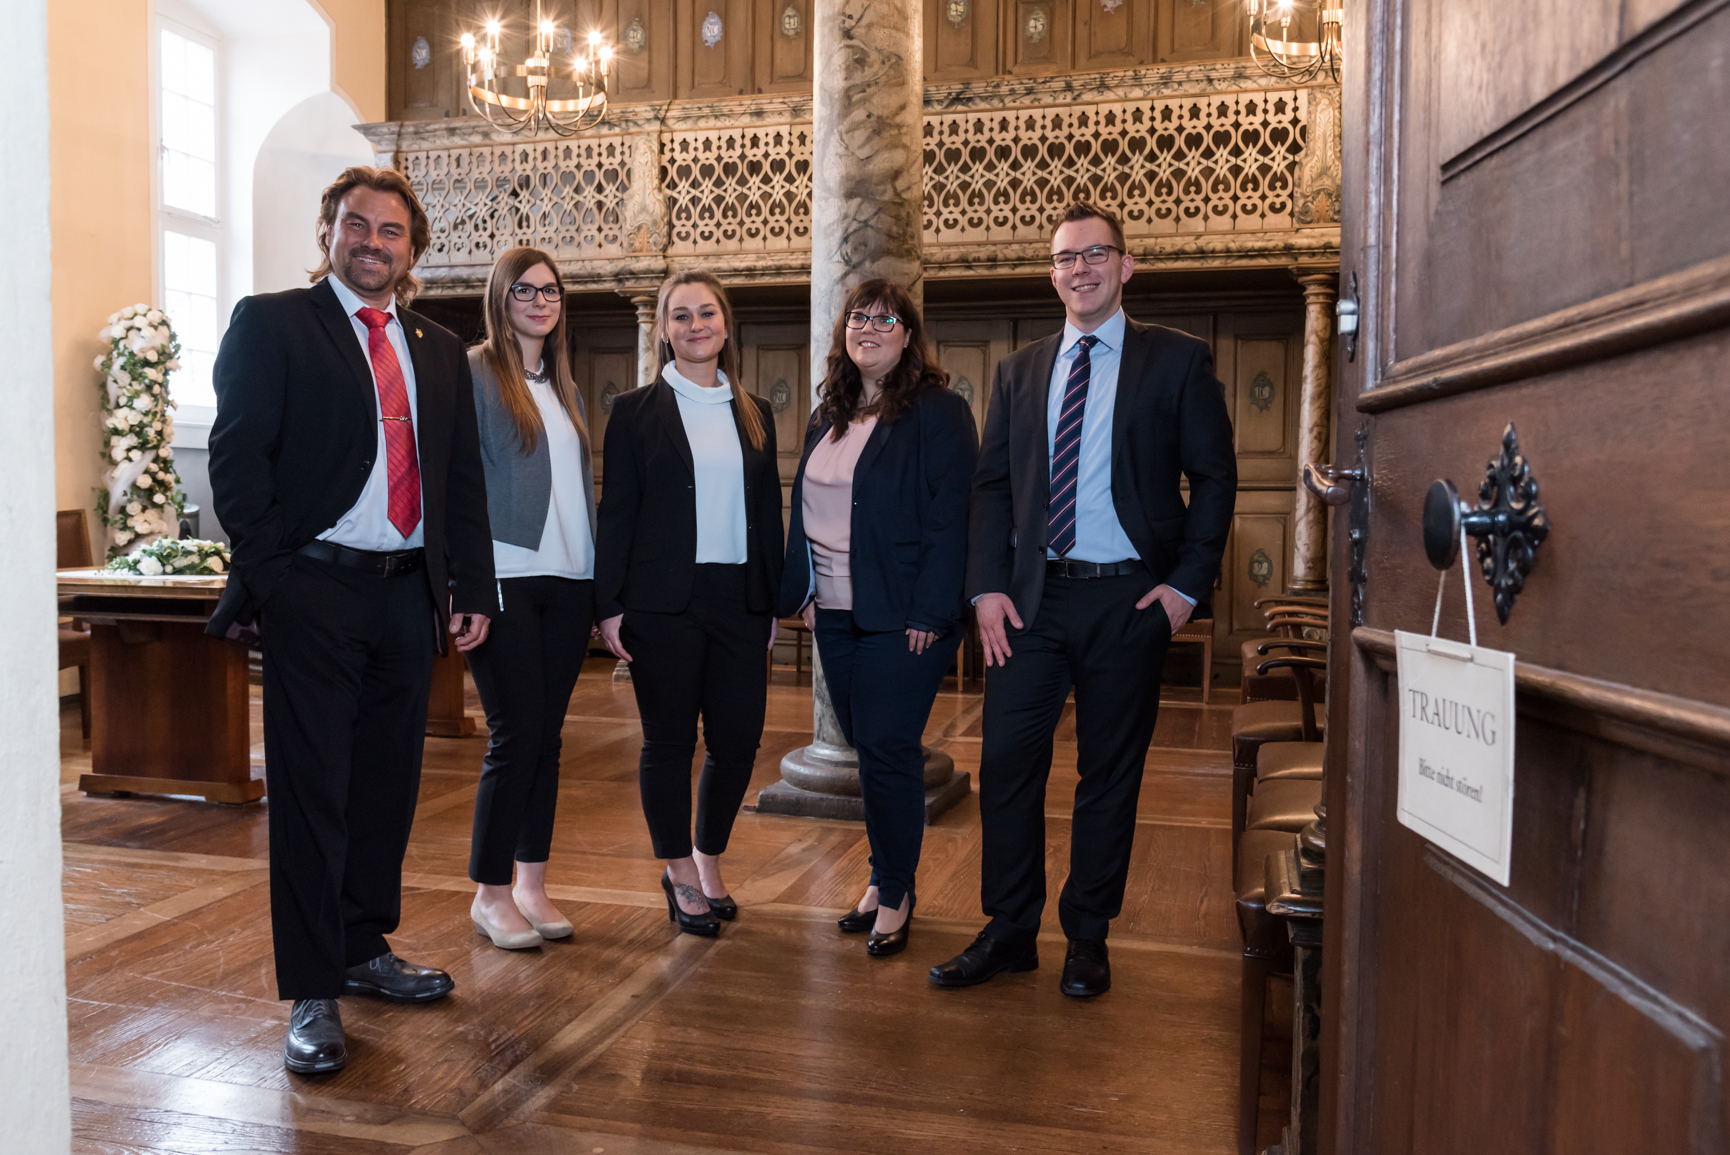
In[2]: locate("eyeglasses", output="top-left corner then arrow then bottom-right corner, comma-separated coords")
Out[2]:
844,311 -> 902,333
1050,245 -> 1123,270
508,283 -> 563,302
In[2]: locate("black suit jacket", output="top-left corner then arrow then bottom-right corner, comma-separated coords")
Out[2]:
594,375 -> 783,619
966,317 -> 1237,628
778,388 -> 978,635
205,278 -> 495,645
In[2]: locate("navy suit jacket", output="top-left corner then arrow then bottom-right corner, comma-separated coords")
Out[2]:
966,317 -> 1237,629
778,387 -> 978,635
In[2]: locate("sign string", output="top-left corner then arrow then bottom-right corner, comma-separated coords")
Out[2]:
1428,524 -> 1479,649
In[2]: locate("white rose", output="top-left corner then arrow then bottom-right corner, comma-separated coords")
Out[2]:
137,556 -> 163,576
152,386 -> 162,395
146,309 -> 163,323
126,501 -> 142,514
121,306 -> 137,319
161,447 -> 173,459
129,449 -> 142,460
147,368 -> 163,382
93,355 -> 106,370
98,326 -> 112,341
106,312 -> 120,325
110,445 -> 127,462
152,493 -> 166,504
115,530 -> 133,545
207,556 -> 225,573
144,347 -> 159,363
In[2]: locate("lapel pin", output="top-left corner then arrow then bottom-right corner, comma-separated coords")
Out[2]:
414,328 -> 423,338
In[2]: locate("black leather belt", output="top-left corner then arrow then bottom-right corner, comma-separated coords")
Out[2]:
297,540 -> 425,578
1046,558 -> 1142,579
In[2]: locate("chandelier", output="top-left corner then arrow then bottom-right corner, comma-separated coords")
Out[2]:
460,3 -> 613,136
1246,0 -> 1342,83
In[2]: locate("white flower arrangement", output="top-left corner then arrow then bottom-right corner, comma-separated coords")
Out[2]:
104,536 -> 230,578
95,304 -> 185,558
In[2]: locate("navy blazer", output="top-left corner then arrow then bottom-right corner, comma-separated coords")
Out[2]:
594,374 -> 782,619
966,317 -> 1237,630
778,387 -> 978,635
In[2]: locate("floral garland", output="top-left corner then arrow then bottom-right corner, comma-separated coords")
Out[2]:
104,536 -> 230,578
95,304 -> 185,559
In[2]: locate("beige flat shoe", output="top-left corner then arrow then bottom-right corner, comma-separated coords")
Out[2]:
514,896 -> 573,940
471,898 -> 543,950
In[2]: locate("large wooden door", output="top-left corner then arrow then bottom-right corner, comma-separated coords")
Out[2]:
1323,1 -> 1730,1152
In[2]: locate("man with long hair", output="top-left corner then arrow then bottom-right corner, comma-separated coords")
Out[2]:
207,166 -> 495,1073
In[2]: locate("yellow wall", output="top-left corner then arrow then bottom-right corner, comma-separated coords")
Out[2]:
48,0 -> 385,559
48,0 -> 153,553
319,0 -> 387,123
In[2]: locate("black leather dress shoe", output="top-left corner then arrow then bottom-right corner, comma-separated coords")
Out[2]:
1060,938 -> 1110,997
284,998 -> 347,1074
836,905 -> 878,934
343,952 -> 455,1003
866,896 -> 915,958
928,930 -> 1038,987
704,893 -> 738,921
662,872 -> 720,937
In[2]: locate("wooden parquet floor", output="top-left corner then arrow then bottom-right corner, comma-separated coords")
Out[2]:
57,662 -> 1288,1154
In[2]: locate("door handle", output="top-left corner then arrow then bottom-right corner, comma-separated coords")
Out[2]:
1302,462 -> 1364,507
1421,423 -> 1550,624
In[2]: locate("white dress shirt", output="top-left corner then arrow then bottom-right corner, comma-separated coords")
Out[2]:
318,275 -> 425,551
663,364 -> 748,565
492,365 -> 595,581
1046,309 -> 1195,604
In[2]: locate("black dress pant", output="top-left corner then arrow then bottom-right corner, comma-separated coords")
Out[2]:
979,572 -> 1172,944
622,564 -> 769,859
464,575 -> 593,885
813,609 -> 960,912
261,552 -> 435,1000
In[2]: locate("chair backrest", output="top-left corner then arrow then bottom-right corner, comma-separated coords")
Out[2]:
56,510 -> 93,570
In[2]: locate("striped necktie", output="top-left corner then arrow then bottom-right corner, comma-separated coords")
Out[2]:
355,307 -> 422,538
1047,334 -> 1099,559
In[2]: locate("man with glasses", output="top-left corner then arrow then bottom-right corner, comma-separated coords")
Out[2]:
207,166 -> 495,1073
930,201 -> 1237,997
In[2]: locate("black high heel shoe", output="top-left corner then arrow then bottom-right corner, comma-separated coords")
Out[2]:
661,872 -> 720,937
866,895 -> 915,957
704,893 -> 738,921
837,905 -> 878,934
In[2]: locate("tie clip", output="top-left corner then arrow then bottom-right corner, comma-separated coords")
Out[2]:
381,415 -> 412,422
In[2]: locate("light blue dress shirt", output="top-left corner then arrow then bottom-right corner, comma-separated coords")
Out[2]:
1045,309 -> 1195,604
319,275 -> 425,551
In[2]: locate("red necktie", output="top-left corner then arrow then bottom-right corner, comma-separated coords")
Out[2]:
355,307 -> 421,538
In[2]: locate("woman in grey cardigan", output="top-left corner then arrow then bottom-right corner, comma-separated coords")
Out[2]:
465,246 -> 598,950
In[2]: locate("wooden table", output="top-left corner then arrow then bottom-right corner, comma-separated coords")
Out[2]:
59,569 -> 261,805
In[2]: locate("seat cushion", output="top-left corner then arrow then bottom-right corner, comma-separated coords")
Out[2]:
1230,701 -> 1324,773
1246,777 -> 1323,833
1235,828 -> 1298,960
1256,741 -> 1324,782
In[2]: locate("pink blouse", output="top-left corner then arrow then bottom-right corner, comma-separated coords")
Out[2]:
802,416 -> 879,610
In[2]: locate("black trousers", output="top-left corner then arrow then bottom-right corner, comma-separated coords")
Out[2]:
464,575 -> 593,885
261,553 -> 434,1000
622,564 -> 769,859
813,609 -> 960,912
979,572 -> 1172,944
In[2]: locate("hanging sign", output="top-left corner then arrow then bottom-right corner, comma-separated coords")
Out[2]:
1394,629 -> 1516,885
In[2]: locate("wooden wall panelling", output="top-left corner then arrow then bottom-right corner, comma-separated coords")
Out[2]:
739,322 -> 810,493
1222,492 -> 1293,645
572,325 -> 638,489
1215,311 -> 1302,488
754,0 -> 813,92
613,0 -> 675,100
677,0 -> 755,97
925,0 -> 1001,80
1013,315 -> 1064,348
1154,0 -> 1244,63
1074,0 -> 1152,72
930,318 -> 1013,431
391,0 -> 461,120
1005,0 -> 1073,74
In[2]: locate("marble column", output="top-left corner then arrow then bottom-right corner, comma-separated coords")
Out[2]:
1288,270 -> 1338,595
758,0 -> 969,823
628,292 -> 659,389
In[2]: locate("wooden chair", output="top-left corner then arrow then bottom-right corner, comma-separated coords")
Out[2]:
56,510 -> 94,739
1235,826 -> 1299,1155
1229,654 -> 1325,859
1170,616 -> 1216,704
774,616 -> 811,679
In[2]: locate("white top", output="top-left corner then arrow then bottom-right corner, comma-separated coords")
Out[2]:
1046,308 -> 1194,605
318,275 -> 425,551
492,365 -> 595,581
664,364 -> 748,565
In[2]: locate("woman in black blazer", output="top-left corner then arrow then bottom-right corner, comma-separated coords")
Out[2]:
778,278 -> 978,956
596,269 -> 782,937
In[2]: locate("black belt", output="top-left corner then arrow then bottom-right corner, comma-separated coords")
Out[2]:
1045,558 -> 1142,580
297,540 -> 425,578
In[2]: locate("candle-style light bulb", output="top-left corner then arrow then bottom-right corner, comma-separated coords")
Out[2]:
460,31 -> 475,62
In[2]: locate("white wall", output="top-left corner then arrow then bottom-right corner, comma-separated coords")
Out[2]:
254,91 -> 376,293
0,0 -> 72,1146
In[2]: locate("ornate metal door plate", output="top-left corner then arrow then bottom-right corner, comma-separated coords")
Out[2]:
1421,423 -> 1550,624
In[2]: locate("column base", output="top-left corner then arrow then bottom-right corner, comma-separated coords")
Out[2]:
755,768 -> 972,825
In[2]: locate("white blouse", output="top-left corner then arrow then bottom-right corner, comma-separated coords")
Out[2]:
663,364 -> 748,565
492,367 -> 595,581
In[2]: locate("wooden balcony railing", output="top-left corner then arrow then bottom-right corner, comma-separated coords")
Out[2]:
359,60 -> 1341,296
